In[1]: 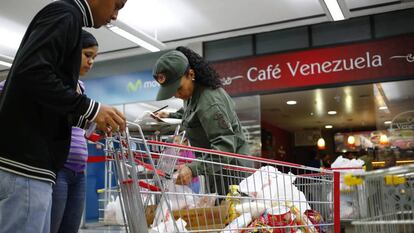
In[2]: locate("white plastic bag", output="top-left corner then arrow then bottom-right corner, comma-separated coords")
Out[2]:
150,217 -> 189,233
167,183 -> 198,210
331,155 -> 365,191
235,202 -> 267,218
103,195 -> 124,225
239,166 -> 278,197
103,198 -> 116,224
221,213 -> 253,233
152,183 -> 197,228
238,166 -> 310,213
331,155 -> 365,218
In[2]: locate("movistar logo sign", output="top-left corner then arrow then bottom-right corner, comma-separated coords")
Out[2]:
127,79 -> 142,92
127,79 -> 160,92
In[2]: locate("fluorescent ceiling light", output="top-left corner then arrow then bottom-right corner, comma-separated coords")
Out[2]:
0,54 -> 13,68
325,125 -> 333,129
0,60 -> 12,67
374,84 -> 390,114
384,121 -> 392,125
286,100 -> 297,105
319,0 -> 350,21
0,17 -> 25,50
107,21 -> 165,52
327,110 -> 337,115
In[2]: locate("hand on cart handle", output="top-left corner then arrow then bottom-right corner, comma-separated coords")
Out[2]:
175,165 -> 193,185
94,104 -> 126,133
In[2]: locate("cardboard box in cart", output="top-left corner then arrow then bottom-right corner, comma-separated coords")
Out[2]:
145,201 -> 230,231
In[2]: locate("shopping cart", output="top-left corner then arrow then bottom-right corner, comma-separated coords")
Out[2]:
98,124 -> 184,227
106,122 -> 340,233
327,167 -> 365,224
346,165 -> 414,233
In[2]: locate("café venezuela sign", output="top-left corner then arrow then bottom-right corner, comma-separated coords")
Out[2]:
212,34 -> 414,96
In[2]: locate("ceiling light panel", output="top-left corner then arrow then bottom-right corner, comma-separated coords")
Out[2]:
0,16 -> 25,56
315,89 -> 324,115
319,0 -> 350,21
107,21 -> 166,52
117,0 -> 183,38
0,60 -> 12,67
108,25 -> 160,52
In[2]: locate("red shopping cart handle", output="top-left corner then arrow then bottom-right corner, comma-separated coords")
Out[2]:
122,179 -> 161,192
86,133 -> 103,142
134,159 -> 170,179
138,181 -> 161,191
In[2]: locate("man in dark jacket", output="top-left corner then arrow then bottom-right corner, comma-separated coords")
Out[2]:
0,0 -> 127,232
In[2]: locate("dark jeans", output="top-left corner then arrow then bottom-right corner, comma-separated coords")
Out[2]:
51,167 -> 86,233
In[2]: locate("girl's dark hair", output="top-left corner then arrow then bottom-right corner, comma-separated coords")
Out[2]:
81,30 -> 98,49
176,46 -> 222,89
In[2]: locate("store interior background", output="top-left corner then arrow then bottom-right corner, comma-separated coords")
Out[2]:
1,0 -> 414,221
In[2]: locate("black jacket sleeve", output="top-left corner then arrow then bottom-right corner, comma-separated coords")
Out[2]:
13,6 -> 99,127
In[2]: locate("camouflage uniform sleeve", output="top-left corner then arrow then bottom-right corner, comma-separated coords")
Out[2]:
187,104 -> 237,176
168,107 -> 184,119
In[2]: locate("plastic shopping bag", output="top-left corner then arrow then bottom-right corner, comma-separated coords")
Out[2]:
104,195 -> 124,225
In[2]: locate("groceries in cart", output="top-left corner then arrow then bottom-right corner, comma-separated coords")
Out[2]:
221,166 -> 326,233
146,165 -> 329,232
105,123 -> 336,233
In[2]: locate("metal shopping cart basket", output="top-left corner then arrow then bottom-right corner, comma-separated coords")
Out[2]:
346,165 -> 414,233
327,166 -> 365,228
106,122 -> 340,233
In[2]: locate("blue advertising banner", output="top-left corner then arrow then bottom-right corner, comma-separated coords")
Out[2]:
83,70 -> 160,105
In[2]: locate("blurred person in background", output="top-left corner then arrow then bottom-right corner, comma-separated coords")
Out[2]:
306,150 -> 324,168
358,148 -> 373,171
322,154 -> 335,168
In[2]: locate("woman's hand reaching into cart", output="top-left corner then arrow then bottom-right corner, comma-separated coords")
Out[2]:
175,165 -> 193,185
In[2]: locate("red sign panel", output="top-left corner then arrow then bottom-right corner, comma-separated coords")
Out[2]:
212,35 -> 414,96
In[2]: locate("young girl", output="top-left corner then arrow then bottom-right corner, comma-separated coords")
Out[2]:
50,30 -> 98,233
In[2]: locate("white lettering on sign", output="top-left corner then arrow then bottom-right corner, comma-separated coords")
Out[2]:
221,75 -> 243,86
390,53 -> 414,63
144,80 -> 160,88
390,111 -> 414,130
287,52 -> 382,77
247,64 -> 281,82
220,52 -> 385,86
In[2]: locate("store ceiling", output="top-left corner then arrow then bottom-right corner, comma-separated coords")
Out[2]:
261,79 -> 414,133
1,0 -> 414,71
